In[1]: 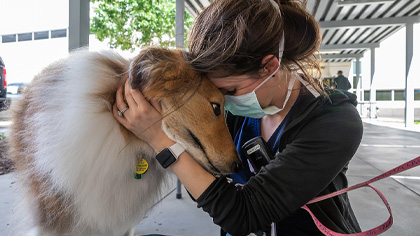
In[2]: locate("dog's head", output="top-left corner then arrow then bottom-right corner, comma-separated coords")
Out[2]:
128,47 -> 240,175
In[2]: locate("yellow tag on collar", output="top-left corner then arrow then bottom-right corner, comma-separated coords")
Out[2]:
135,158 -> 148,179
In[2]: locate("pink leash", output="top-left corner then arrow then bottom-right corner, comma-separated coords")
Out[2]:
301,156 -> 420,236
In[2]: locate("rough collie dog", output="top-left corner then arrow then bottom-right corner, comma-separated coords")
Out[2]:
8,47 -> 239,236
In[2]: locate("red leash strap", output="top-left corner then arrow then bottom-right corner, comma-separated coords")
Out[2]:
301,156 -> 420,236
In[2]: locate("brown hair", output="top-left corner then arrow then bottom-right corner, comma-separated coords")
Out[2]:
186,0 -> 324,94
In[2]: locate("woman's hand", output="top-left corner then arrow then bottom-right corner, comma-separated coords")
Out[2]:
113,79 -> 174,151
114,81 -> 215,199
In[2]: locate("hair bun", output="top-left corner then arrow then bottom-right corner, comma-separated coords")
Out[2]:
280,3 -> 321,61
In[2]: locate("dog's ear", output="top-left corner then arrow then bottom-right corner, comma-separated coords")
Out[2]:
128,47 -> 200,100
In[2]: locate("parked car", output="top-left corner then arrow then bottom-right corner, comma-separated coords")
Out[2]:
7,82 -> 27,95
0,57 -> 7,110
0,57 -> 6,98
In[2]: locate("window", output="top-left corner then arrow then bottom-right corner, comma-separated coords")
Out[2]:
51,29 -> 67,38
415,89 -> 420,101
364,90 -> 370,101
376,90 -> 392,101
352,76 -> 358,89
18,33 -> 32,42
394,90 -> 405,101
34,31 -> 49,40
353,60 -> 362,74
2,34 -> 16,43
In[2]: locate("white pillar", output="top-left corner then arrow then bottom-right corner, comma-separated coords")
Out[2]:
405,23 -> 415,128
69,0 -> 90,52
175,0 -> 185,199
175,0 -> 185,49
355,57 -> 363,115
369,47 -> 376,118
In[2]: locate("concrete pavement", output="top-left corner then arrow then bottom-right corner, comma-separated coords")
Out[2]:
347,122 -> 420,236
0,113 -> 419,235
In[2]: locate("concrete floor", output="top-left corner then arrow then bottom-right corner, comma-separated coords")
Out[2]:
346,122 -> 420,236
0,114 -> 419,235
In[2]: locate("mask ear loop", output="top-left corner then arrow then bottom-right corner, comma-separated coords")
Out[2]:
262,0 -> 284,83
268,0 -> 284,66
252,33 -> 284,92
253,0 -> 284,92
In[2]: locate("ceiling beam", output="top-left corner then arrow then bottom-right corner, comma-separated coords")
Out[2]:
335,0 -> 395,6
317,53 -> 363,59
185,0 -> 199,17
320,42 -> 379,50
319,15 -> 420,29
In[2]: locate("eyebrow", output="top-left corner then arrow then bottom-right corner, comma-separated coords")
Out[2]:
217,77 -> 262,95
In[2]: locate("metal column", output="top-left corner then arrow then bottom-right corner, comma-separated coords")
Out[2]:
69,0 -> 90,51
175,0 -> 185,199
354,57 -> 363,115
369,47 -> 376,118
405,23 -> 415,128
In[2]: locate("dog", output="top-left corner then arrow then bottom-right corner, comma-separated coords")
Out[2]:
8,47 -> 239,236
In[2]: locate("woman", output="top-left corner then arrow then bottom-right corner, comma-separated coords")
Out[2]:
114,0 -> 363,235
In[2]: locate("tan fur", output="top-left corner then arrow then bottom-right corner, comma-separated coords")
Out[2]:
8,47 -> 239,235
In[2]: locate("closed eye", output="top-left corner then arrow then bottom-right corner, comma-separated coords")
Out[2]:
211,102 -> 221,116
226,88 -> 236,95
220,88 -> 237,96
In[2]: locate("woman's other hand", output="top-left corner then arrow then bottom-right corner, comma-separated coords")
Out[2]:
113,79 -> 174,151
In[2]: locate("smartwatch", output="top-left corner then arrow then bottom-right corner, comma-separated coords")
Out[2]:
155,143 -> 185,168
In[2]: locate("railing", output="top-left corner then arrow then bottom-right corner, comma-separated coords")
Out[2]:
357,101 -> 378,119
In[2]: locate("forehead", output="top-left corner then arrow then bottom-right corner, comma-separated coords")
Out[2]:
209,74 -> 256,89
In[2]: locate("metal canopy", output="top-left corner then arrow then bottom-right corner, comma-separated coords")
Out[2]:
67,0 -> 418,127
185,0 -> 420,62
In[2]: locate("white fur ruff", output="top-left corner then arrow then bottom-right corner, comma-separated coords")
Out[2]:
10,50 -> 168,236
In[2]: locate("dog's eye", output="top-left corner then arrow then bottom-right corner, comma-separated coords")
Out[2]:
211,103 -> 221,116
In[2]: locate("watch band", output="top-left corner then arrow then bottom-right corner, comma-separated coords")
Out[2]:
169,143 -> 185,158
155,143 -> 185,168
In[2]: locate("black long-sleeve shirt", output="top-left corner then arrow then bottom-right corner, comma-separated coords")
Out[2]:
196,89 -> 363,235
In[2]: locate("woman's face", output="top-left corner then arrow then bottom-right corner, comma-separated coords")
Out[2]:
209,69 -> 293,111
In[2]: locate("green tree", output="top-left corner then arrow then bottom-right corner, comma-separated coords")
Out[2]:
91,0 -> 194,51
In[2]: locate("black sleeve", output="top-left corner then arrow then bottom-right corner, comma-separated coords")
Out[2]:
345,77 -> 352,90
196,103 -> 363,235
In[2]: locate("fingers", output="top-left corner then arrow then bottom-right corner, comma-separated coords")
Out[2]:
115,86 -> 126,109
116,79 -> 159,118
128,86 -> 151,110
124,80 -> 137,108
112,81 -> 166,144
128,84 -> 162,115
113,103 -> 128,126
150,99 -> 162,114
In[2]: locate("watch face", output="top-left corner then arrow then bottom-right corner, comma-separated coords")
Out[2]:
156,148 -> 177,168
